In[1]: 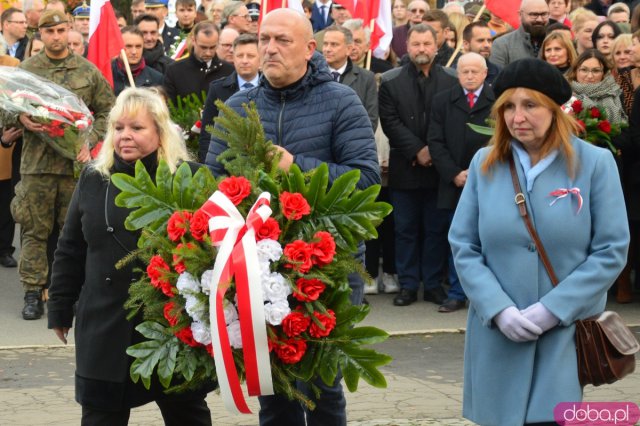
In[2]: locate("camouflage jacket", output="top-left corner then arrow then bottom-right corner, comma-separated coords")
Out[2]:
19,51 -> 115,176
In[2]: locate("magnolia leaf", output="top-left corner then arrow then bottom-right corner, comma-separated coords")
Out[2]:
317,344 -> 340,386
467,123 -> 495,136
343,327 -> 389,346
158,342 -> 179,388
304,163 -> 329,209
338,345 -> 392,392
317,169 -> 359,213
124,204 -> 174,231
135,321 -> 170,341
190,166 -> 217,208
172,162 -> 194,208
128,339 -> 165,389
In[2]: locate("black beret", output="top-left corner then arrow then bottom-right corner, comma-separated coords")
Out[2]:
493,58 -> 573,106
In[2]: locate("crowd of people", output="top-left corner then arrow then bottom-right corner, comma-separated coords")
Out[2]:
0,0 -> 638,424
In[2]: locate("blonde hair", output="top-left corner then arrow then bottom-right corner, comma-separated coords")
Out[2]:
482,88 -> 580,175
447,12 -> 467,49
610,33 -> 632,66
92,87 -> 192,177
540,31 -> 578,67
570,8 -> 598,33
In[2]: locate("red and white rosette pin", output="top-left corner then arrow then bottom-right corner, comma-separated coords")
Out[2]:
200,191 -> 274,414
549,187 -> 583,214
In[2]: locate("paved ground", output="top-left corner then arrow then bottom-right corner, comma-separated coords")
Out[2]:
1,233 -> 639,425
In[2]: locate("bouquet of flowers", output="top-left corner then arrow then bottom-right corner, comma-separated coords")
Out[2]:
112,102 -> 393,414
0,66 -> 93,162
565,98 -> 626,155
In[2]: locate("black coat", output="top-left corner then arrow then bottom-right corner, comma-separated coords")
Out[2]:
48,153 -> 210,410
163,52 -> 234,104
379,63 -> 457,189
111,60 -> 164,96
161,25 -> 181,54
198,71 -> 239,162
428,84 -> 494,210
14,36 -> 28,61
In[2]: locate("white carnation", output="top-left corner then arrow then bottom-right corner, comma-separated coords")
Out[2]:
200,269 -> 213,295
227,320 -> 243,349
177,272 -> 200,294
184,295 -> 206,323
256,239 -> 283,262
263,300 -> 291,326
223,300 -> 238,324
259,260 -> 271,276
35,106 -> 49,119
191,320 -> 212,345
262,272 -> 291,303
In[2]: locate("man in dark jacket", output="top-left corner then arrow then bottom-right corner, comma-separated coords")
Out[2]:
136,13 -> 175,74
199,33 -> 260,162
428,52 -> 494,313
1,8 -> 29,61
144,0 -> 180,53
206,9 -> 378,426
112,26 -> 164,96
163,20 -> 234,104
322,25 -> 378,131
379,23 -> 457,307
423,9 -> 459,67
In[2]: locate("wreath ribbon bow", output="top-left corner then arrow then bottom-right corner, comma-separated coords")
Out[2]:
200,190 -> 274,414
549,187 -> 583,214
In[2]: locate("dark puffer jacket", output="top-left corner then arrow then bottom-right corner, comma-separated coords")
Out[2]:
205,52 -> 379,190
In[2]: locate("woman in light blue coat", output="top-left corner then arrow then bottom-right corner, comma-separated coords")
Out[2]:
449,58 -> 630,426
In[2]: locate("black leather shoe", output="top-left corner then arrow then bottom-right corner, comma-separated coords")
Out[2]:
393,288 -> 417,306
0,254 -> 17,268
22,291 -> 44,320
438,298 -> 466,313
423,287 -> 447,304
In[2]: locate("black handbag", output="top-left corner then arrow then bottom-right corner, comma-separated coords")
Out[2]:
508,156 -> 639,387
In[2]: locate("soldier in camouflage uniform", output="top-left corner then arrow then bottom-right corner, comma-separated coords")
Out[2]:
11,9 -> 115,320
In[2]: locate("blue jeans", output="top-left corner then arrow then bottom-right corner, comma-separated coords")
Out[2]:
445,209 -> 465,301
258,252 -> 364,426
390,188 -> 449,292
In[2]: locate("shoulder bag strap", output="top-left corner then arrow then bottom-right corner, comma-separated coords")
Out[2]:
508,156 -> 559,286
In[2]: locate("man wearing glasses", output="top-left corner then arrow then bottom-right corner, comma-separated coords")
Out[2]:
1,8 -> 29,61
490,0 -> 550,67
391,0 -> 429,58
222,1 -> 252,34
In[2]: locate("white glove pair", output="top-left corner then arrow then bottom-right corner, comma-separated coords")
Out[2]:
494,303 -> 559,343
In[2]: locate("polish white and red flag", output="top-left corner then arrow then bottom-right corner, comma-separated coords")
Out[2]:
485,0 -> 521,29
333,0 -> 392,58
87,0 -> 124,88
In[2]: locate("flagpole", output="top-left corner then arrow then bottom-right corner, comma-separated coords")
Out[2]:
365,18 -> 375,71
120,49 -> 136,88
445,4 -> 486,68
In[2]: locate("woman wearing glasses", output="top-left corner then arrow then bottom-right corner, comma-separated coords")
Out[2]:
566,49 -> 627,126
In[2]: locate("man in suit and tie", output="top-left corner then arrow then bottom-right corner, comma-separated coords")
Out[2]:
427,52 -> 494,312
322,25 -> 377,131
311,0 -> 333,33
199,33 -> 259,162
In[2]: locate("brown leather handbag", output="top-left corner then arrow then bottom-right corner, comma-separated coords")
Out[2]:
508,157 -> 639,387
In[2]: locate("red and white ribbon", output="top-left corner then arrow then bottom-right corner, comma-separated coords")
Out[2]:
549,187 -> 583,214
200,191 -> 274,414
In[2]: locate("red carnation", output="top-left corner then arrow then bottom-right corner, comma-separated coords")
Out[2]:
282,311 -> 311,337
256,217 -> 281,241
590,107 -> 601,118
175,326 -> 199,347
275,338 -> 307,364
218,176 -> 252,205
293,277 -> 326,302
163,301 -> 180,326
190,209 -> 210,241
205,343 -> 214,356
311,231 -> 336,266
147,255 -> 170,283
598,120 -> 612,134
172,242 -> 195,274
309,310 -> 336,338
283,240 -> 314,273
576,119 -> 586,132
167,211 -> 192,242
571,99 -> 583,113
280,192 -> 311,220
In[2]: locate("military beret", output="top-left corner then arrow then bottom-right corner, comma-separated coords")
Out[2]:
72,3 -> 91,17
493,58 -> 573,106
38,10 -> 69,28
144,0 -> 168,8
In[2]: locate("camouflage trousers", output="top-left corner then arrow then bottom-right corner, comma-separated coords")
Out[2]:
10,174 -> 76,291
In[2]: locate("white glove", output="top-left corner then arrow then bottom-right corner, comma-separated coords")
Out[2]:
494,306 -> 543,342
521,302 -> 559,333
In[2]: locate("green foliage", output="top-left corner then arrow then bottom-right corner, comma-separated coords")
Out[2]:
168,92 -> 207,158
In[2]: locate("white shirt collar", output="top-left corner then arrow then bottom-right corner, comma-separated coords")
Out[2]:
463,85 -> 483,99
329,61 -> 348,76
237,74 -> 260,89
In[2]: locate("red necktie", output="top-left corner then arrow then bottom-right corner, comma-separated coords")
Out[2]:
467,92 -> 475,108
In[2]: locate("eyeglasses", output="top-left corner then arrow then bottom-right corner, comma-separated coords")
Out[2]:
232,14 -> 252,21
409,8 -> 426,13
8,20 -> 28,24
577,67 -> 604,75
524,11 -> 550,20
